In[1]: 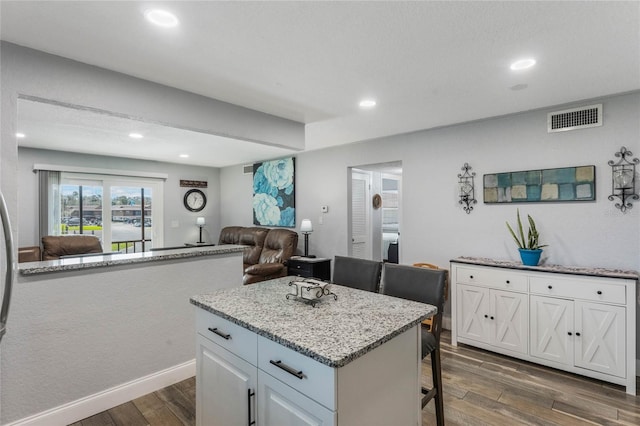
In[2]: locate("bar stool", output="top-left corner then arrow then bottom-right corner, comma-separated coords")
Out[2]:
332,255 -> 382,292
381,263 -> 447,426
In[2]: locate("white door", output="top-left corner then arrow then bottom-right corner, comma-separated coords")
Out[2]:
575,301 -> 626,378
456,284 -> 490,344
196,335 -> 257,426
530,295 -> 573,366
258,370 -> 335,426
350,171 -> 370,259
490,289 -> 528,354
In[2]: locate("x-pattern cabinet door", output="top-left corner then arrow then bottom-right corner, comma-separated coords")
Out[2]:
575,301 -> 626,378
490,289 -> 528,354
530,295 -> 573,366
456,284 -> 490,344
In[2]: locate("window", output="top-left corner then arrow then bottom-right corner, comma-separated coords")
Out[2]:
42,172 -> 164,253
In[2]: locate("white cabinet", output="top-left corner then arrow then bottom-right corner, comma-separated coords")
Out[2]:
258,370 -> 334,425
195,307 -> 420,425
456,271 -> 528,355
530,293 -> 627,378
452,261 -> 637,395
196,334 -> 257,426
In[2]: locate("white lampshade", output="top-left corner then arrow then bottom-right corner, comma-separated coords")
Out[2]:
196,217 -> 205,226
300,219 -> 313,233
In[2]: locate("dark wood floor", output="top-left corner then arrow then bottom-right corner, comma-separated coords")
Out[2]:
72,330 -> 639,425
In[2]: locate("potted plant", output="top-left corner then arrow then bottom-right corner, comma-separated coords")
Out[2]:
506,209 -> 548,266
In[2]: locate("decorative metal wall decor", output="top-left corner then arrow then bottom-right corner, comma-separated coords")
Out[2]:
483,165 -> 595,204
458,163 -> 477,213
253,157 -> 296,227
608,146 -> 638,212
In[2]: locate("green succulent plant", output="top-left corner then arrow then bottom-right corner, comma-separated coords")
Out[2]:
506,209 -> 548,250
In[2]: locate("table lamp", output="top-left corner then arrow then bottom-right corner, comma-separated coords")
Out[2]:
300,219 -> 313,257
196,217 -> 205,243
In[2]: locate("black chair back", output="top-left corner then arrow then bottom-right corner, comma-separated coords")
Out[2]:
381,263 -> 447,339
332,256 -> 382,292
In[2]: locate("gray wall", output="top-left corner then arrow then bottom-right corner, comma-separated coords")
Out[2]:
18,147 -> 221,248
1,40 -> 304,256
223,92 -> 640,271
0,42 -> 302,423
221,91 -> 640,357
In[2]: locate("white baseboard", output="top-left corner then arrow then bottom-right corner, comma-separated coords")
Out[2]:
6,359 -> 196,426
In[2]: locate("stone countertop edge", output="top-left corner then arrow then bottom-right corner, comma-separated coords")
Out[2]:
190,297 -> 432,368
451,256 -> 639,280
19,245 -> 245,276
190,277 -> 437,368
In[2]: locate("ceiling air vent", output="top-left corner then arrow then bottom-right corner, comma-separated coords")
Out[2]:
547,104 -> 602,133
243,164 -> 253,175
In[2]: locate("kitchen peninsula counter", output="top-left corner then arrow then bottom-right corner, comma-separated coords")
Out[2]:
19,244 -> 245,275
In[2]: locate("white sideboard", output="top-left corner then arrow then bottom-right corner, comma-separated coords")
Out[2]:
451,258 -> 637,395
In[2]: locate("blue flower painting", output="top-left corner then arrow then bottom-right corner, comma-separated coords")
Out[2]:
253,157 -> 295,227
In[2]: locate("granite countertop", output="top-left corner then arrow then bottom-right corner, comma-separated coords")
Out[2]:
190,276 -> 436,368
19,244 -> 245,276
452,256 -> 639,280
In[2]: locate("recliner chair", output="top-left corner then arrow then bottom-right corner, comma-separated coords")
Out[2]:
243,228 -> 298,285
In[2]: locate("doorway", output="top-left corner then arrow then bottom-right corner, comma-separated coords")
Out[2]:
349,161 -> 402,262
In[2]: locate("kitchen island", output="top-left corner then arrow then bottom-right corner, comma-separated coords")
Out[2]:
191,276 -> 436,426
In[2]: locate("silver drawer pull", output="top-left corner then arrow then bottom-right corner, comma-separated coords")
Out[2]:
270,359 -> 304,379
208,327 -> 231,340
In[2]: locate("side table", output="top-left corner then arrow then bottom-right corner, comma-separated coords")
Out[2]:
288,256 -> 331,281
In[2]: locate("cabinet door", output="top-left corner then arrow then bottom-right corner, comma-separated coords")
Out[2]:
456,284 -> 490,343
258,370 -> 335,426
490,289 -> 528,354
575,301 -> 626,378
530,295 -> 573,365
196,335 -> 257,426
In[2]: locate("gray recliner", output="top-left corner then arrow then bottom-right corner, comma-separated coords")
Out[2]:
332,256 -> 382,292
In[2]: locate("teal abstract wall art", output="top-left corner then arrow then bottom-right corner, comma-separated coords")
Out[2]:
484,165 -> 595,203
253,157 -> 296,227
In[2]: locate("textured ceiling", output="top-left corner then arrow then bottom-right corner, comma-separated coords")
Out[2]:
2,1 -> 639,167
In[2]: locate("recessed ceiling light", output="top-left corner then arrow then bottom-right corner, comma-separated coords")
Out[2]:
129,133 -> 144,139
359,99 -> 377,108
15,132 -> 25,138
510,58 -> 536,71
144,9 -> 179,28
179,154 -> 189,158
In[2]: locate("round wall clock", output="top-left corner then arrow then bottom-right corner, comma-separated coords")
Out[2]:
183,188 -> 207,212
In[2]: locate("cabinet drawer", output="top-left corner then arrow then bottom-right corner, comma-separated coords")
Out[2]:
258,336 -> 336,410
196,309 -> 258,365
289,261 -> 314,274
530,276 -> 626,304
456,266 -> 527,292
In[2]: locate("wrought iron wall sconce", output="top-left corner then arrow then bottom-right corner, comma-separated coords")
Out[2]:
608,146 -> 639,212
458,163 -> 477,214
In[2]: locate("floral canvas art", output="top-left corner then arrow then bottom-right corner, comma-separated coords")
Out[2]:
253,157 -> 295,227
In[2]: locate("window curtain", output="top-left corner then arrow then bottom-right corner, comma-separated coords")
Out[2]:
39,170 -> 61,241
